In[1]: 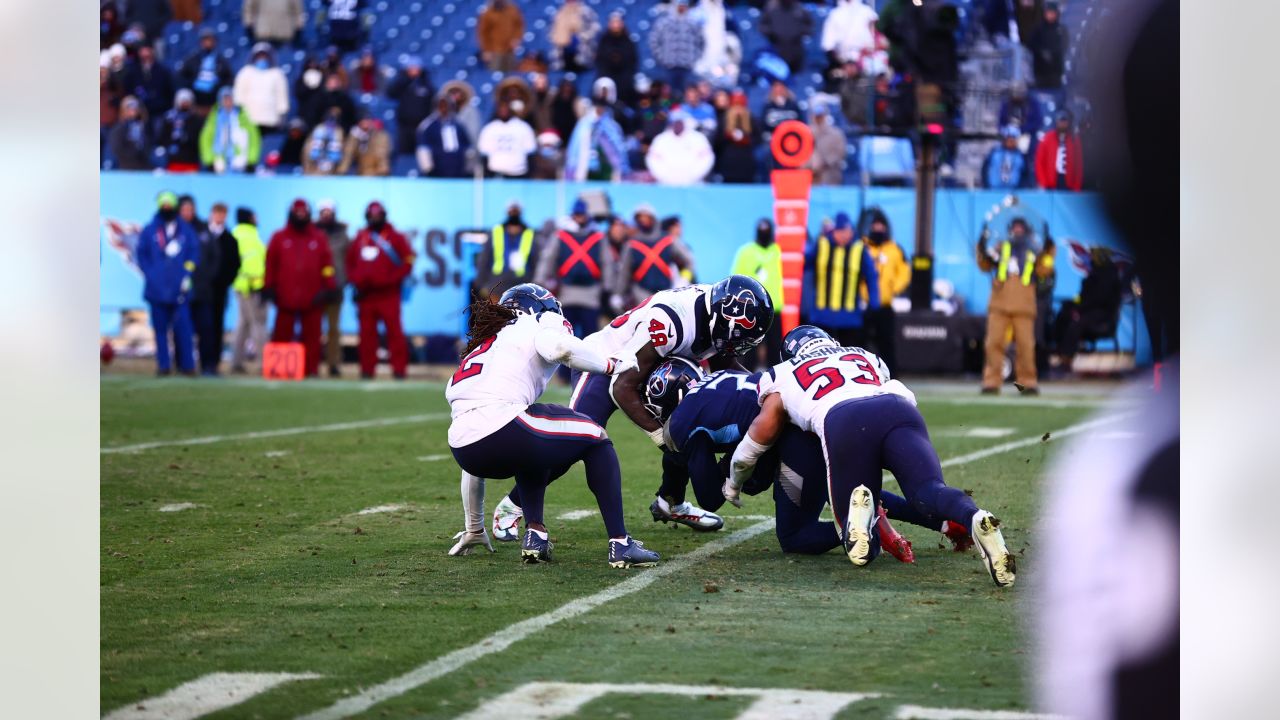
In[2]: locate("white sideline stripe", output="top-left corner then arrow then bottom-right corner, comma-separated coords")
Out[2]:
264,450 -> 290,458
297,416 -> 1119,720
104,672 -> 322,720
934,427 -> 1015,439
894,706 -> 1067,720
158,502 -> 204,513
417,454 -> 450,462
100,413 -> 451,454
296,520 -> 779,720
356,504 -> 409,515
556,509 -> 596,521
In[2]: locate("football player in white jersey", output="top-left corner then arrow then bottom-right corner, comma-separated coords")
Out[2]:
490,275 -> 775,540
445,283 -> 660,567
724,325 -> 1016,587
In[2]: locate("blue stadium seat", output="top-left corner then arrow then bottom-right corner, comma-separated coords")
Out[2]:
858,136 -> 916,185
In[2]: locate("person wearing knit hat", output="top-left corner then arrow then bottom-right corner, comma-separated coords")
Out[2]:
136,190 -> 200,376
533,196 -> 607,372
531,129 -> 564,180
108,95 -> 153,170
314,199 -> 351,376
180,26 -> 232,109
985,124 -> 1029,189
802,210 -> 881,347
230,207 -> 268,373
157,88 -> 201,172
199,86 -> 261,173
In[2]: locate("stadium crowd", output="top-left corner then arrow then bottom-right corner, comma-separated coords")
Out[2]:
132,185 -> 1122,391
101,0 -> 1088,189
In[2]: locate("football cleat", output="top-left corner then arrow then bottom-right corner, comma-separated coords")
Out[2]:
608,536 -> 660,568
971,510 -> 1017,587
520,529 -> 553,564
492,495 -> 523,542
876,506 -> 915,564
843,485 -> 876,566
649,497 -> 724,531
941,519 -> 975,552
447,529 -> 495,556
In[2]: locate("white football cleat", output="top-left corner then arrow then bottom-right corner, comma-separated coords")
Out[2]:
649,496 -> 724,531
448,529 -> 495,556
492,495 -> 523,543
971,510 -> 1017,587
843,485 -> 876,566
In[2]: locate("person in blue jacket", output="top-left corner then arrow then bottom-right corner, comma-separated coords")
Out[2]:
801,211 -> 880,346
983,125 -> 1028,189
136,190 -> 200,375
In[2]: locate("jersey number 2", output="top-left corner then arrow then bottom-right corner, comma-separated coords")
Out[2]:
794,353 -> 881,400
451,337 -> 495,384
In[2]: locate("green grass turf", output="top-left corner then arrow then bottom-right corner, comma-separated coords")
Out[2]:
100,374 -> 1110,718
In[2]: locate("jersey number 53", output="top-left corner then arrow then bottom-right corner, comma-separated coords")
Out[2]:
793,353 -> 881,400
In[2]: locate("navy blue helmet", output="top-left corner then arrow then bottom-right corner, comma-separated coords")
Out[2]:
643,357 -> 704,423
781,324 -> 838,361
499,283 -> 562,316
706,275 -> 774,356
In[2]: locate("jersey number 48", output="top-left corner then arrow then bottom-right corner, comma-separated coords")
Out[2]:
794,353 -> 881,400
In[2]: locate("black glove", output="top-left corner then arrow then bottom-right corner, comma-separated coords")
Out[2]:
261,288 -> 276,304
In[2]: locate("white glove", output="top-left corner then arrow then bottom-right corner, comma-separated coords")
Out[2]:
722,477 -> 743,508
646,426 -> 667,449
607,355 -> 638,376
448,529 -> 495,556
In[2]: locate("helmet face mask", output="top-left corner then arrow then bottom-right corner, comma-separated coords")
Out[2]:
707,275 -> 775,357
781,325 -> 838,361
643,358 -> 704,423
498,283 -> 563,317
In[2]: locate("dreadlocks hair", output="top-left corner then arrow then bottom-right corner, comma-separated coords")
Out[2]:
462,294 -> 517,356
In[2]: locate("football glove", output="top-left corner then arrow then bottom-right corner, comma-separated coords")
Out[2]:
722,477 -> 743,508
607,355 -> 638,376
646,426 -> 667,450
448,529 -> 495,556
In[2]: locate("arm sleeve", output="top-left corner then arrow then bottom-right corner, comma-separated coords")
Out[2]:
533,318 -> 616,374
863,247 -> 881,310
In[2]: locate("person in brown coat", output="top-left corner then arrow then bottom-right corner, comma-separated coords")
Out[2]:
977,217 -> 1055,395
339,116 -> 392,176
477,0 -> 525,72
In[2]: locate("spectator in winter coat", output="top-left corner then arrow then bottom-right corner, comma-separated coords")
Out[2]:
122,44 -> 174,118
294,57 -> 326,114
157,89 -> 202,172
646,109 -> 715,186
477,102 -> 537,178
758,80 -> 801,178
277,118 -> 308,168
346,202 -> 415,379
531,130 -> 564,179
200,87 -> 261,173
303,74 -> 358,131
565,97 -> 629,181
181,28 -> 233,109
649,0 -> 703,93
109,96 -> 153,170
595,14 -> 638,106
550,78 -> 580,143
1034,109 -> 1083,191
384,56 -> 434,154
351,48 -> 382,94
243,0 -> 305,46
679,84 -> 717,138
477,0 -> 525,72
264,199 -> 338,378
319,46 -> 351,89
714,91 -> 756,184
416,98 -> 472,178
693,0 -> 735,85
998,82 -> 1043,145
303,108 -> 346,175
550,0 -> 600,74
823,0 -> 879,71
314,200 -> 349,376
327,0 -> 365,54
442,80 -> 483,148
340,116 -> 391,176
1026,2 -> 1068,90
806,103 -> 846,186
233,43 -> 290,133
124,0 -> 172,53
760,0 -> 813,74
136,191 -> 198,375
984,125 -> 1028,189
101,3 -> 124,49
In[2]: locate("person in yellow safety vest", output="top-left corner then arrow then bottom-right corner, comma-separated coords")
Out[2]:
475,200 -> 537,298
976,216 -> 1055,395
229,206 -> 268,373
801,211 -> 880,347
731,218 -> 784,367
859,209 -> 911,372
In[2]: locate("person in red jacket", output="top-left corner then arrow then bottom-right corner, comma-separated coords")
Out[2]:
1035,109 -> 1084,191
264,198 -> 338,377
346,201 -> 415,379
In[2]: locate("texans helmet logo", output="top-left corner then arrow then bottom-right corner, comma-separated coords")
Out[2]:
719,290 -> 758,330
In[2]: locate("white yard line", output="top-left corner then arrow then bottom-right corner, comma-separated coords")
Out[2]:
417,454 -> 450,462
297,415 -> 1120,720
104,672 -> 321,720
355,504 -> 411,516
100,413 -> 451,454
894,706 -> 1067,720
157,502 -> 204,513
556,509 -> 597,521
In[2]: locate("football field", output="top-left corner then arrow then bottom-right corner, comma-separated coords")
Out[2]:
101,374 -> 1123,719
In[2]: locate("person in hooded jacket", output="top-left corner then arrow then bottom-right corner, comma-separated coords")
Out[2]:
385,55 -> 435,155
264,199 -> 338,378
315,199 -> 350,376
181,28 -> 233,109
731,218 -> 785,368
137,191 -> 199,376
595,12 -> 638,106
859,208 -> 910,371
346,201 -> 415,379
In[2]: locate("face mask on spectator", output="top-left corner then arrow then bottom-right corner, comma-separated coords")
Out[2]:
868,230 -> 888,244
255,58 -> 269,70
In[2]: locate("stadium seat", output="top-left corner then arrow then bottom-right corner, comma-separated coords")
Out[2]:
858,136 -> 916,186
